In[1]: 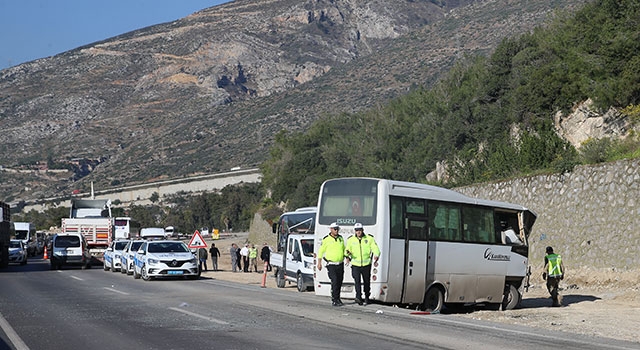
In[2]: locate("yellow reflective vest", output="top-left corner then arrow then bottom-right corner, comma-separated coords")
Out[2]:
546,253 -> 563,277
318,234 -> 345,263
345,234 -> 380,267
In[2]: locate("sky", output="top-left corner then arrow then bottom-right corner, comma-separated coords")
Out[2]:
0,0 -> 229,70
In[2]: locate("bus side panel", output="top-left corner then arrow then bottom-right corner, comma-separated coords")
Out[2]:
433,243 -> 507,304
383,238 -> 406,303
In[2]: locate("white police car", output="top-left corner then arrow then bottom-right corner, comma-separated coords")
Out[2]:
103,240 -> 129,272
121,240 -> 145,275
132,240 -> 199,281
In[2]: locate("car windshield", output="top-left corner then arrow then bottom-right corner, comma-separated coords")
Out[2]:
114,241 -> 129,250
148,242 -> 188,253
130,241 -> 144,251
9,241 -> 21,248
55,236 -> 80,248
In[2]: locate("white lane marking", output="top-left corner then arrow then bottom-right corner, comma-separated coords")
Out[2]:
0,312 -> 30,350
70,275 -> 83,281
103,287 -> 129,295
168,307 -> 229,325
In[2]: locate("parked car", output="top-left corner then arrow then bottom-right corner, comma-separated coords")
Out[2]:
132,240 -> 199,281
120,239 -> 145,275
50,233 -> 91,270
8,239 -> 27,265
103,240 -> 130,272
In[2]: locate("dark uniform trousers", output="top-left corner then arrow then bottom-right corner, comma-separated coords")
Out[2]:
351,264 -> 372,300
326,263 -> 344,302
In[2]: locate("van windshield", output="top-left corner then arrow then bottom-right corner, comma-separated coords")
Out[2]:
15,230 -> 28,240
55,236 -> 80,248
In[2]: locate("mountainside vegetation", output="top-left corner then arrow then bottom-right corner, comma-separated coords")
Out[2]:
261,0 -> 640,209
10,0 -> 640,233
0,0 -> 586,203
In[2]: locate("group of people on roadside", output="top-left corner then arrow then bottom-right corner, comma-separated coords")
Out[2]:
228,242 -> 272,273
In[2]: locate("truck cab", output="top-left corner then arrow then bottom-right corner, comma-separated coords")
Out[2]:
271,207 -> 316,292
13,222 -> 37,256
271,233 -> 315,292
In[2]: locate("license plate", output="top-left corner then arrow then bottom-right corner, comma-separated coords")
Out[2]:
341,286 -> 353,292
168,270 -> 183,275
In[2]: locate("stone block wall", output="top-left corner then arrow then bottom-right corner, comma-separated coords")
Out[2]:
456,158 -> 640,271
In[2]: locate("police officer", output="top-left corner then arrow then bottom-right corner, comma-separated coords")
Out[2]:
543,246 -> 565,307
317,222 -> 346,307
345,223 -> 380,305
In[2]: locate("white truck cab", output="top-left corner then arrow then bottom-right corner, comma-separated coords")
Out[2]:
271,207 -> 316,292
271,233 -> 315,292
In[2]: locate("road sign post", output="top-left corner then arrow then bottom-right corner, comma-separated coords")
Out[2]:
188,230 -> 207,273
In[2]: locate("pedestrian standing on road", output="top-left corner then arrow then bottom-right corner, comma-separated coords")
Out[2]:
345,223 -> 380,305
249,244 -> 258,272
198,247 -> 209,272
235,245 -> 242,271
240,244 -> 250,272
317,222 -> 346,307
261,242 -> 272,272
543,246 -> 565,307
209,243 -> 221,271
229,243 -> 239,272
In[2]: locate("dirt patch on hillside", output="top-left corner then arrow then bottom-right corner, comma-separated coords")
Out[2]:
201,233 -> 640,344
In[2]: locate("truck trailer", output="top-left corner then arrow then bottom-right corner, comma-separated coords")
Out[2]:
62,198 -> 113,264
0,201 -> 13,268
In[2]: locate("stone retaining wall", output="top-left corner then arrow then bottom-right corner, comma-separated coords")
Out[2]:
456,158 -> 640,271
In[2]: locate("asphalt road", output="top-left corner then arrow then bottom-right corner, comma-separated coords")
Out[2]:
1,257 -> 638,350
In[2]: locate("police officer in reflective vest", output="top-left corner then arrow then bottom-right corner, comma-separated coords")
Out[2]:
543,246 -> 565,307
345,223 -> 380,305
317,222 -> 346,307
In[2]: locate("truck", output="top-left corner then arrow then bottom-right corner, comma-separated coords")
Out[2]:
61,197 -> 113,264
0,201 -> 13,268
270,207 -> 316,292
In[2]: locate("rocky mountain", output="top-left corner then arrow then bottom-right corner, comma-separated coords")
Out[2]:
0,0 -> 586,203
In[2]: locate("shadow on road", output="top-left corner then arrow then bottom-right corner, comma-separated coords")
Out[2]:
520,294 -> 601,309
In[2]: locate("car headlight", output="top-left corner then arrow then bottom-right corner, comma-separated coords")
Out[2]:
190,257 -> 197,264
148,258 -> 160,265
114,254 -> 121,259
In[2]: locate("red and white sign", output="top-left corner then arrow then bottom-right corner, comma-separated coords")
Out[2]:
188,230 -> 207,249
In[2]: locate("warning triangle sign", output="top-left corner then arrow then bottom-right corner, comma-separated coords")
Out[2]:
188,230 -> 207,248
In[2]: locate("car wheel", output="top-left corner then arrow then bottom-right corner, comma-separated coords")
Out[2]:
296,273 -> 305,292
103,261 -> 109,271
133,266 -> 141,279
276,269 -> 286,288
111,261 -> 117,273
120,264 -> 127,274
141,264 -> 152,281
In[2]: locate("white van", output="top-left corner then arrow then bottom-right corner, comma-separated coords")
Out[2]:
50,233 -> 91,270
